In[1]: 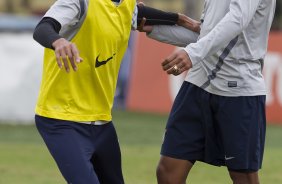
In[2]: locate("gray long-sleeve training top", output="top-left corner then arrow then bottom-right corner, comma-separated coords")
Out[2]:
149,0 -> 276,97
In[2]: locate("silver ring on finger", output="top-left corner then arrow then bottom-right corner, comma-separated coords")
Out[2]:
173,65 -> 180,74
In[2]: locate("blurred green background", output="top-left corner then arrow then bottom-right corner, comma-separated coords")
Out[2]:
0,111 -> 282,184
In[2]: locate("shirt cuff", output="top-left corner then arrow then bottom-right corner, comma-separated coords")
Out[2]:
183,45 -> 200,67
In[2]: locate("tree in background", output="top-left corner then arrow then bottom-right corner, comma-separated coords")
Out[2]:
21,0 -> 31,9
5,0 -> 14,13
183,0 -> 203,20
3,0 -> 33,14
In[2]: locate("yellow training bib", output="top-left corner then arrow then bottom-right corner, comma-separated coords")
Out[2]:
36,0 -> 135,121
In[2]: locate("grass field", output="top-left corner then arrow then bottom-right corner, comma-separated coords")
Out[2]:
0,110 -> 282,184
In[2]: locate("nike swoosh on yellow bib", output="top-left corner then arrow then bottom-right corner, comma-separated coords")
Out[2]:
95,53 -> 116,68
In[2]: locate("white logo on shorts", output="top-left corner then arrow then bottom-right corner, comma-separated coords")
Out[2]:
225,156 -> 235,161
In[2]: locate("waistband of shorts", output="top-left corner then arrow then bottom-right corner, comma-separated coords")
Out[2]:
78,121 -> 110,125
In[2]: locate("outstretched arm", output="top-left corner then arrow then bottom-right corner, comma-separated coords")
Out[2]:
33,0 -> 200,72
147,25 -> 199,47
161,0 -> 261,76
34,2 -> 199,49
136,14 -> 200,47
136,3 -> 201,33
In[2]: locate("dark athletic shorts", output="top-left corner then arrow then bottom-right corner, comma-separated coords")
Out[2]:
161,82 -> 266,172
35,115 -> 124,184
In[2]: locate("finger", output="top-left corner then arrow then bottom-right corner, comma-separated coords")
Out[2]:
162,57 -> 181,71
178,62 -> 186,70
60,50 -> 70,73
55,50 -> 63,69
143,25 -> 153,33
138,17 -> 146,31
71,43 -> 82,63
167,66 -> 178,75
141,17 -> 146,27
171,64 -> 190,76
167,66 -> 180,75
166,61 -> 184,75
162,53 -> 178,67
167,67 -> 179,75
65,46 -> 77,71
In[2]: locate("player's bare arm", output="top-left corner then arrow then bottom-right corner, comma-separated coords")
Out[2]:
138,19 -> 197,76
177,13 -> 201,33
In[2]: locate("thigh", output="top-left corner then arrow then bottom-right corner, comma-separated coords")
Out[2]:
91,122 -> 124,184
161,82 -> 211,161
35,115 -> 100,184
213,96 -> 266,171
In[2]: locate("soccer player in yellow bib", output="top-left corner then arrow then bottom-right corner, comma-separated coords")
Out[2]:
33,0 -> 199,183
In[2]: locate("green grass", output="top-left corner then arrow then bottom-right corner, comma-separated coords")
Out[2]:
0,111 -> 282,184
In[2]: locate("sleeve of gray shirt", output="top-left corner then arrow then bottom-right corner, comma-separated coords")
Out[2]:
44,0 -> 138,29
44,0 -> 81,27
185,0 -> 261,66
147,25 -> 199,47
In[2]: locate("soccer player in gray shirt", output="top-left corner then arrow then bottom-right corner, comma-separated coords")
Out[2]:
141,0 -> 276,183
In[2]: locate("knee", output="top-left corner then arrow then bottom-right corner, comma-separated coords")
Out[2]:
230,176 -> 247,184
156,162 -> 174,184
156,156 -> 191,184
229,170 -> 260,184
230,175 -> 245,184
156,162 -> 179,184
156,163 -> 166,181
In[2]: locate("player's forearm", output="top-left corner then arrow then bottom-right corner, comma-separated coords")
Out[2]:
33,17 -> 62,49
136,5 -> 201,33
137,5 -> 179,26
177,14 -> 201,33
185,0 -> 260,66
147,25 -> 199,47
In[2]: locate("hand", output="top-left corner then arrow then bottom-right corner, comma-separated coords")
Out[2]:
136,2 -> 153,33
137,1 -> 145,7
177,14 -> 201,33
162,49 -> 192,76
137,17 -> 153,33
52,38 -> 83,73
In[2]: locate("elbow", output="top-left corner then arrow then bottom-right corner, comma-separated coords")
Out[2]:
229,11 -> 249,32
33,25 -> 40,43
238,17 -> 249,31
33,29 -> 37,42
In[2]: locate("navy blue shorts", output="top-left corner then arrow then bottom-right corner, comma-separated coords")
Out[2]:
161,82 -> 266,171
35,115 -> 124,184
